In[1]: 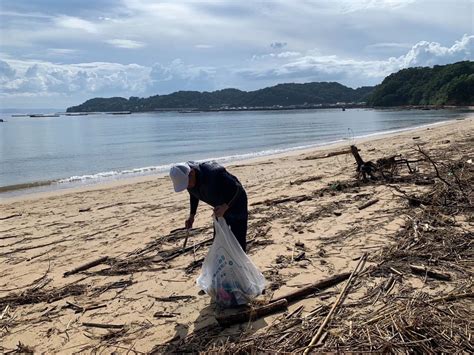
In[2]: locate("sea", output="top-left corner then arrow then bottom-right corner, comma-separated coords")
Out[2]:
0,108 -> 471,198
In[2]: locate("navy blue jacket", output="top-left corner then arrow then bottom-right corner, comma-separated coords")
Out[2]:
187,161 -> 247,219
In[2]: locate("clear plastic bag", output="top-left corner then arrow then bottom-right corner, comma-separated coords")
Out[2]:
196,217 -> 266,308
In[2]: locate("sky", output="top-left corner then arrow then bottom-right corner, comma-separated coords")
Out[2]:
0,0 -> 472,109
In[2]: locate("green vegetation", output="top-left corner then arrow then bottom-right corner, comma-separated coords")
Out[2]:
66,61 -> 473,112
368,61 -> 474,106
66,82 -> 373,112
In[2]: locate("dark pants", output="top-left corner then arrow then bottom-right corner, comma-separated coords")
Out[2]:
226,216 -> 248,252
213,216 -> 247,252
214,193 -> 248,252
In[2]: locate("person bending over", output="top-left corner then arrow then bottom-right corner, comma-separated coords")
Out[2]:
169,161 -> 248,251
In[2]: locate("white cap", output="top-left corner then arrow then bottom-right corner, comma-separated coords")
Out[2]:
169,163 -> 191,192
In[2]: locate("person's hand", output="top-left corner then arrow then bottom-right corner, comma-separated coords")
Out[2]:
213,204 -> 229,218
185,215 -> 195,229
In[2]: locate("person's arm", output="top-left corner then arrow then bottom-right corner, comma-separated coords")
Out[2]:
186,193 -> 199,229
190,193 -> 199,216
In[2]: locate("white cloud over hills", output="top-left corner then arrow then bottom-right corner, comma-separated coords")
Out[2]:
1,35 -> 471,107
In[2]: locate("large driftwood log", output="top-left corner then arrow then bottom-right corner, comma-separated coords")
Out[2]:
216,299 -> 288,327
271,272 -> 351,303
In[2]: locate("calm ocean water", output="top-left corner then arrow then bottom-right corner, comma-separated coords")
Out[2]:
0,108 -> 470,197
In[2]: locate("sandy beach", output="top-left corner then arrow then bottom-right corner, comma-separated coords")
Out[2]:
1,116 -> 473,353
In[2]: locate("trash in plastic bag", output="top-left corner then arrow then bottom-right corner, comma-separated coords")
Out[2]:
196,217 -> 266,308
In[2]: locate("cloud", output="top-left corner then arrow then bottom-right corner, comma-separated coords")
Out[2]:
270,42 -> 287,49
0,60 -> 16,80
238,34 -> 473,87
0,60 -> 151,97
149,59 -> 216,93
105,39 -> 146,49
195,44 -> 213,49
400,34 -> 473,67
337,0 -> 416,13
54,15 -> 98,33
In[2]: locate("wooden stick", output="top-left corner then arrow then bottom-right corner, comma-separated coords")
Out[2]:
152,295 -> 196,302
358,199 -> 379,210
82,322 -> 124,329
409,264 -> 452,281
154,311 -> 179,318
0,213 -> 22,220
182,229 -> 190,250
164,237 -> 214,262
303,254 -> 367,354
215,299 -> 288,327
0,305 -> 9,320
302,149 -> 355,161
271,272 -> 351,304
63,256 -> 109,277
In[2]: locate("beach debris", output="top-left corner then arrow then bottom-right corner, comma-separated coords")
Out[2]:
96,201 -> 145,210
271,272 -> 351,304
290,175 -> 323,185
409,264 -> 452,281
0,213 -> 22,221
151,295 -> 196,302
302,148 -> 358,161
63,256 -> 109,277
303,254 -> 367,354
154,311 -> 179,318
295,241 -> 305,249
82,322 -> 125,329
350,144 -> 420,180
293,252 -> 306,262
65,301 -> 107,314
357,198 -> 379,210
181,229 -> 190,250
216,299 -> 288,327
78,207 -> 91,212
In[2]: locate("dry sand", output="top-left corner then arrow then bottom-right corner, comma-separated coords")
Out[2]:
1,116 -> 472,353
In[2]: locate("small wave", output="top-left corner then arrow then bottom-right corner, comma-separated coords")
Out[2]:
30,119 -> 458,187
57,164 -> 175,183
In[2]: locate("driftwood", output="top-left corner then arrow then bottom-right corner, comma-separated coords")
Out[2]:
251,194 -> 313,206
154,311 -> 179,318
0,213 -> 22,220
350,145 -> 417,180
351,145 -> 377,180
182,229 -> 190,250
63,256 -> 109,277
409,264 -> 452,281
303,149 -> 355,161
82,322 -> 124,329
216,299 -> 288,327
153,295 -> 196,302
358,199 -> 379,210
290,176 -> 323,186
272,272 -> 351,303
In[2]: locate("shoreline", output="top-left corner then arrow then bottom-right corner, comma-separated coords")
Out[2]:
1,115 -> 471,204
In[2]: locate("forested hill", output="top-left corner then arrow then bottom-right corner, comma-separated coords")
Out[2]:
368,61 -> 474,107
66,82 -> 374,112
